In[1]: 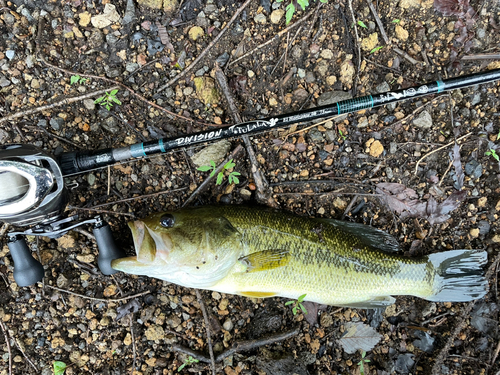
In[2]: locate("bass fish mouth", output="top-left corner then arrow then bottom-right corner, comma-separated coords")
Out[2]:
128,220 -> 172,263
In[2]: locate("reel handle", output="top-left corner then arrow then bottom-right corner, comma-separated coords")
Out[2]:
8,235 -> 44,287
93,220 -> 126,275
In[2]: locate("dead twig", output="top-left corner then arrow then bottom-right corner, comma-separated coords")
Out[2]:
0,87 -> 118,125
213,64 -> 277,207
347,0 -> 361,94
172,327 -> 300,363
88,187 -> 187,210
415,133 -> 472,175
182,145 -> 244,207
68,205 -> 135,218
230,8 -> 315,66
0,320 -> 12,375
393,47 -> 421,65
14,337 -> 37,372
366,0 -> 390,45
45,285 -> 150,302
130,315 -> 137,374
195,290 -> 216,375
431,252 -> 500,375
306,1 -> 324,39
157,0 -> 252,92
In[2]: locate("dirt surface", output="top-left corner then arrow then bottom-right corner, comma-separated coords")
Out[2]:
0,0 -> 500,374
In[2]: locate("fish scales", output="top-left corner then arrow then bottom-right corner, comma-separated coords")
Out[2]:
111,205 -> 488,308
210,206 -> 432,305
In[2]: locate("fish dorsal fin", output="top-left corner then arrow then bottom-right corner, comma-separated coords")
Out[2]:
238,249 -> 290,272
318,219 -> 400,253
335,296 -> 396,309
238,291 -> 278,298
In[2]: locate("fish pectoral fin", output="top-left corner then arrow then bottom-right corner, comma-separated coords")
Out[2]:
238,249 -> 290,272
238,291 -> 278,298
318,218 -> 401,253
335,296 -> 396,309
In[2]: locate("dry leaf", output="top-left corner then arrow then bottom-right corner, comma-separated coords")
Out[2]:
338,322 -> 382,354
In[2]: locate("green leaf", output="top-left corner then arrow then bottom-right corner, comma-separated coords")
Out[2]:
70,75 -> 79,85
110,89 -> 119,96
216,172 -> 224,185
224,159 -> 235,170
209,169 -> 217,178
392,19 -> 400,24
357,20 -> 367,28
53,361 -> 67,375
297,0 -> 309,11
298,293 -> 307,302
94,96 -> 105,104
285,3 -> 295,25
320,0 -> 328,3
197,165 -> 212,172
486,151 -> 492,156
229,174 -> 240,184
210,160 -> 216,169
111,96 -> 122,105
370,46 -> 384,54
285,300 -> 294,306
178,363 -> 186,372
497,131 -> 500,141
299,303 -> 308,314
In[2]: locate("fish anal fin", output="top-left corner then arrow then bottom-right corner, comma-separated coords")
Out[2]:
319,218 -> 400,253
238,291 -> 278,298
238,249 -> 290,272
335,296 -> 396,309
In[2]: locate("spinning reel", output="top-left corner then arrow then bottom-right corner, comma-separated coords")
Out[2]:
0,144 -> 125,287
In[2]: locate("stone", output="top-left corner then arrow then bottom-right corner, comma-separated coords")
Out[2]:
193,76 -> 220,105
320,49 -> 334,59
464,160 -> 482,179
339,59 -> 355,88
0,75 -> 11,87
413,110 -> 433,128
368,139 -> 384,157
223,319 -> 233,331
395,25 -> 409,41
145,325 -> 164,341
270,9 -> 284,24
78,11 -> 91,27
91,4 -> 121,29
191,140 -> 231,167
5,50 -> 15,60
254,14 -> 267,24
360,33 -> 379,52
50,118 -> 64,131
163,0 -> 179,13
83,99 -> 95,110
189,26 -> 204,41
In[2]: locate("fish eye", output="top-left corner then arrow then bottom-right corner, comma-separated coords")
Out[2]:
160,214 -> 175,228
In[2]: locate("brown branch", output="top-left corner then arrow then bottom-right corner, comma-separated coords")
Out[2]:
157,0 -> 252,92
14,337 -> 37,372
172,327 -> 300,364
229,8 -> 315,66
366,0 -> 390,45
0,320 -> 12,375
45,285 -> 151,302
0,87 -> 118,125
213,64 -> 277,207
182,145 -> 244,207
87,187 -> 187,210
195,290 -> 216,375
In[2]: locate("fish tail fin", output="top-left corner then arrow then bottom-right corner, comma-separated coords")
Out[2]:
426,250 -> 488,302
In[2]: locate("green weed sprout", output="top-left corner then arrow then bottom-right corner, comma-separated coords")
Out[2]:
285,293 -> 308,315
486,149 -> 499,162
277,0 -> 328,25
53,361 -> 67,375
178,356 -> 199,372
94,89 -> 121,111
70,75 -> 88,85
357,20 -> 367,28
358,351 -> 371,375
197,159 -> 241,185
338,129 -> 347,140
370,46 -> 384,54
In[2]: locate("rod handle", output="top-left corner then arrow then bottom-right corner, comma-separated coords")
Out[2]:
93,221 -> 126,275
58,149 -> 115,175
8,235 -> 44,287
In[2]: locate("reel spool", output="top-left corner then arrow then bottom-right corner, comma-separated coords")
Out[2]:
0,144 -> 125,286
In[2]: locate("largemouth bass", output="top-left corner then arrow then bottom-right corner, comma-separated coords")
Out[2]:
111,206 -> 488,308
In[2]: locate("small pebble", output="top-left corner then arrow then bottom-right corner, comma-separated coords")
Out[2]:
223,319 -> 233,331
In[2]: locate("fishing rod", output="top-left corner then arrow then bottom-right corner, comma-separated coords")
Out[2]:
59,68 -> 500,175
1,68 -> 500,287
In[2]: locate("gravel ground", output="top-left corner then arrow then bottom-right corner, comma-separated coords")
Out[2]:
0,0 -> 499,374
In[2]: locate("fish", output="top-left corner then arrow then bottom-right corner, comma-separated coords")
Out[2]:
111,206 -> 488,308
